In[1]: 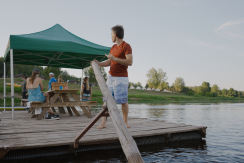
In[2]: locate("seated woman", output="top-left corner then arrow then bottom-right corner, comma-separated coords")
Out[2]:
80,77 -> 92,114
26,69 -> 59,120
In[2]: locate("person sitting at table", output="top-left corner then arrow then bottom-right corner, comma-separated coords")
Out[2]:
20,76 -> 28,106
48,72 -> 57,90
26,69 -> 59,120
80,77 -> 92,114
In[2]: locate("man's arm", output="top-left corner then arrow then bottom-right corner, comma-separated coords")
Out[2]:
106,53 -> 133,66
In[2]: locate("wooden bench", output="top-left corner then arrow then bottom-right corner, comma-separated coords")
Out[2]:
29,101 -> 43,119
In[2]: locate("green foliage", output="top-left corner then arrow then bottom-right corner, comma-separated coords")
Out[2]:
222,89 -> 228,95
205,92 -> 213,97
197,86 -> 204,95
193,86 -> 198,93
158,81 -> 169,91
0,57 -> 10,78
238,91 -> 243,98
212,92 -> 218,97
83,66 -> 107,84
43,67 -> 61,79
202,81 -> 211,93
187,91 -> 194,95
0,58 -> 45,78
227,88 -> 236,97
0,86 -> 22,94
174,77 -> 185,92
0,97 -> 21,106
145,83 -> 149,89
146,68 -> 167,89
211,84 -> 219,93
60,70 -> 79,82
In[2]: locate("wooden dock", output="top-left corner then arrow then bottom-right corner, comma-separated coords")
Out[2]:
0,110 -> 206,160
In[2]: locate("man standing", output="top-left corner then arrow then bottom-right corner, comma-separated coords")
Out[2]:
48,72 -> 57,90
93,25 -> 133,129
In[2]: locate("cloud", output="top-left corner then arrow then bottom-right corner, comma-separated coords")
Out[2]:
216,19 -> 244,38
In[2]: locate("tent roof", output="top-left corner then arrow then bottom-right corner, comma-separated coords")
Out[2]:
4,24 -> 110,69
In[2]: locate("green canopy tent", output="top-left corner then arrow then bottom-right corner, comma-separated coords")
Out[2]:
3,24 -> 110,119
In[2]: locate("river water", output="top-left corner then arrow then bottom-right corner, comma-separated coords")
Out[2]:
4,102 -> 244,163
79,102 -> 244,163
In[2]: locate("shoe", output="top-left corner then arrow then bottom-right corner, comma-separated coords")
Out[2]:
51,114 -> 60,120
45,115 -> 54,120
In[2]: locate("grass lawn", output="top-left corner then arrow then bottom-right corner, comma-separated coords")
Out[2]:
1,78 -> 244,106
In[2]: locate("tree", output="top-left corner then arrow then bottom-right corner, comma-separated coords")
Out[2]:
173,77 -> 185,92
211,84 -> 219,93
158,81 -> 169,91
222,89 -> 228,96
14,65 -> 44,77
134,82 -> 142,88
202,81 -> 211,93
61,70 -> 69,82
83,66 -> 107,85
197,86 -> 204,95
43,67 -> 61,79
145,83 -> 149,89
193,86 -> 198,93
238,91 -> 243,98
227,88 -> 236,97
0,57 -> 10,78
146,68 -> 167,89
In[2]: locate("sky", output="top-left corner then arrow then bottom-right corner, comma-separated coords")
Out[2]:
0,0 -> 243,91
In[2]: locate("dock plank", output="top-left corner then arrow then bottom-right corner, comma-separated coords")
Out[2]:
0,111 -> 206,150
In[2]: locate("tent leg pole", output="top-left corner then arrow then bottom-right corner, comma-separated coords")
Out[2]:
10,49 -> 14,119
80,69 -> 83,101
3,62 -> 6,112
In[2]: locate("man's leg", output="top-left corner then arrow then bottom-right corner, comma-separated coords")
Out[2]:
122,103 -> 131,128
97,116 -> 107,129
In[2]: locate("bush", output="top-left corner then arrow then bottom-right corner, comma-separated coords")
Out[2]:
198,93 -> 205,96
187,91 -> 194,95
0,97 -> 21,106
0,86 -> 22,94
212,92 -> 218,97
205,92 -> 213,97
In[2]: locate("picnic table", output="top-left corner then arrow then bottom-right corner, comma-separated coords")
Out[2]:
31,89 -> 97,120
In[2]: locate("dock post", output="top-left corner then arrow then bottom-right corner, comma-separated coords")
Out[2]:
10,49 -> 14,119
92,62 -> 144,163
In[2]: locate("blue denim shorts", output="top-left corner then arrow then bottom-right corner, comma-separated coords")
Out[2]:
106,74 -> 129,104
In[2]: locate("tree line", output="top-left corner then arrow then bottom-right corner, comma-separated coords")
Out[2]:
0,57 -> 79,81
133,67 -> 243,98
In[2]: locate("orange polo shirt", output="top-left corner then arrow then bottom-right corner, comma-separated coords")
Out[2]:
109,41 -> 132,77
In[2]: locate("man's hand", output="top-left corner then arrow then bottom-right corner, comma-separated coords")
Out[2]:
105,54 -> 117,62
90,60 -> 100,66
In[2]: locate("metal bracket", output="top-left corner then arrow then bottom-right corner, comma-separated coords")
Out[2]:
11,96 -> 14,98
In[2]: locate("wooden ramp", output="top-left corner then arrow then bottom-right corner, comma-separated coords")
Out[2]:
0,110 -> 206,160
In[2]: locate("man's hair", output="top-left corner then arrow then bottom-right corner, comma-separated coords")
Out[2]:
111,25 -> 124,39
